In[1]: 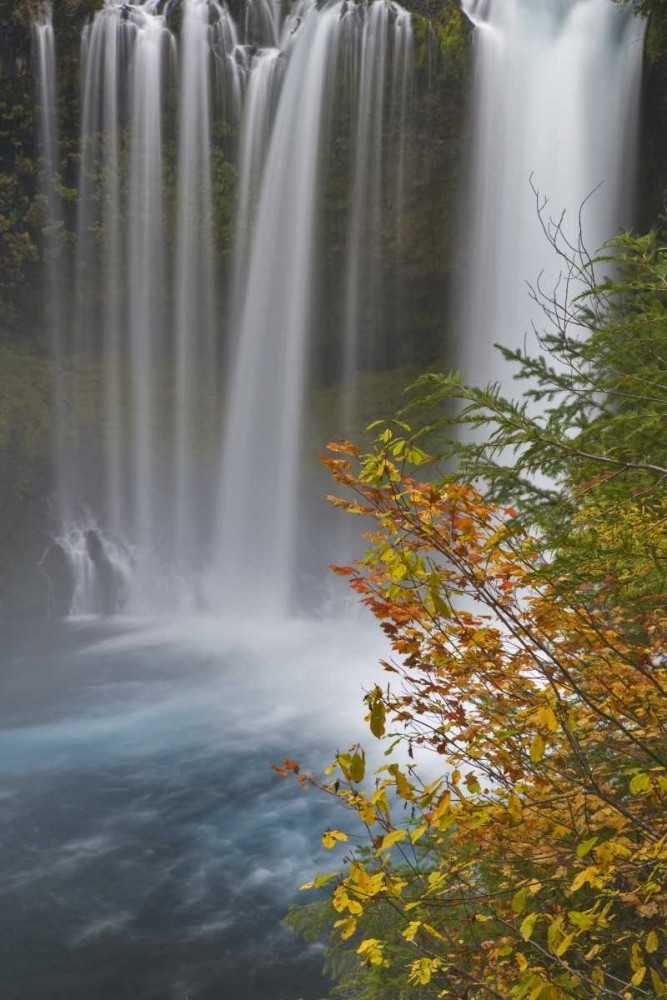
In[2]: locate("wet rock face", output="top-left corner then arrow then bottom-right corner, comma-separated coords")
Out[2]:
41,542 -> 76,618
641,8 -> 667,229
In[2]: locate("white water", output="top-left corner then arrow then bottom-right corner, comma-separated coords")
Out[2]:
34,19 -> 68,521
229,46 -> 281,332
35,0 -> 415,616
33,0 -> 646,618
173,0 -> 220,565
127,8 -> 169,591
460,0 -> 645,388
214,0 -> 345,614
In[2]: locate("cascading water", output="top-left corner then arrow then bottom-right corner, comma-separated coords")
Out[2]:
33,0 -> 646,619
173,0 -> 219,566
127,7 -> 169,593
213,0 -> 346,614
34,15 -> 67,517
342,1 -> 413,391
229,46 -> 282,330
35,0 -> 415,617
459,0 -> 645,388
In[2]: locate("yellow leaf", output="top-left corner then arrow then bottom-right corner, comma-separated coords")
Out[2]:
334,916 -> 357,941
430,791 -> 452,825
528,977 -> 546,1000
322,829 -> 348,850
358,938 -> 385,966
629,772 -> 651,794
595,841 -> 614,872
508,794 -> 523,825
538,705 -> 559,732
376,828 -> 408,854
650,970 -> 666,997
576,837 -> 598,859
530,733 -> 545,764
570,867 -> 603,892
423,923 -> 447,942
556,933 -> 575,957
368,688 -> 386,739
520,913 -> 538,941
410,824 -> 428,845
409,958 -> 440,986
631,968 -> 646,987
547,915 -> 563,952
568,909 -> 595,931
402,921 -> 422,942
332,886 -> 349,912
647,930 -> 659,954
359,800 -> 376,825
389,764 -> 414,800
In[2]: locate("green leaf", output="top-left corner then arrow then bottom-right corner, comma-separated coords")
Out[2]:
370,698 -> 386,739
629,772 -> 651,794
338,751 -> 365,783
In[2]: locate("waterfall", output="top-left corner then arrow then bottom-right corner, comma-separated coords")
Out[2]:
229,46 -> 282,331
459,0 -> 645,389
173,0 -> 219,566
127,7 -> 169,594
32,0 -> 646,620
213,0 -> 346,614
34,16 -> 68,520
49,0 -> 242,612
337,4 -> 413,409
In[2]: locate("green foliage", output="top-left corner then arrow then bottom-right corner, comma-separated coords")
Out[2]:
620,0 -> 666,19
398,224 -> 667,607
432,0 -> 471,83
0,85 -> 40,328
645,1 -> 667,66
0,0 -> 46,28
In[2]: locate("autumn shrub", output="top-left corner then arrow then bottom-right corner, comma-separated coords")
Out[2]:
283,228 -> 667,999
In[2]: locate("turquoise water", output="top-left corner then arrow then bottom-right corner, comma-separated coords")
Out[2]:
0,616 -> 382,998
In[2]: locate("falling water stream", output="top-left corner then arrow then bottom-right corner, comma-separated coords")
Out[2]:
36,0 -> 417,615
34,19 -> 67,517
30,0 -> 645,610
213,0 -> 346,613
460,0 -> 645,387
